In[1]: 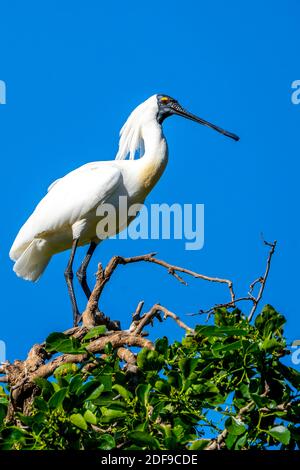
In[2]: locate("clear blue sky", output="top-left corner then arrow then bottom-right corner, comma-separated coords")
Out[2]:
0,1 -> 299,367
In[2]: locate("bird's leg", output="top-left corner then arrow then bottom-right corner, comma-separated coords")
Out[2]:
76,241 -> 98,300
64,238 -> 80,327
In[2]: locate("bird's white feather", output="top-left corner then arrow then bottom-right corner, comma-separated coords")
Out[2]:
13,238 -> 51,281
115,95 -> 158,160
9,163 -> 122,261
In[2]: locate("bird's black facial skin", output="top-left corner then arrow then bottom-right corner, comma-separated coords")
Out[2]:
156,94 -> 178,124
156,94 -> 240,141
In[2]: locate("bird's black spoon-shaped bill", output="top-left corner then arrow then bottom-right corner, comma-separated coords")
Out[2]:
171,103 -> 240,142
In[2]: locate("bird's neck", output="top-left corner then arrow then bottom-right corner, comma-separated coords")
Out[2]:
138,120 -> 168,191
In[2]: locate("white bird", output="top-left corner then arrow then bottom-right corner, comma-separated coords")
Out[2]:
10,94 -> 239,325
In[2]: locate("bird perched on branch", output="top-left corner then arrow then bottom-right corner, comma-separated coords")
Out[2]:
10,94 -> 239,325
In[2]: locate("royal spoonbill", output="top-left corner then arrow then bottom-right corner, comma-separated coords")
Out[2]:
10,94 -> 239,325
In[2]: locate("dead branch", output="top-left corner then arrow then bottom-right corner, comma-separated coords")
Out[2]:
81,252 -> 236,329
132,300 -> 144,322
190,240 -> 277,321
153,304 -> 194,334
118,253 -> 235,301
248,240 -> 277,321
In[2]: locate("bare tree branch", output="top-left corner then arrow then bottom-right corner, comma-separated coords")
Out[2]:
190,240 -> 277,322
248,240 -> 277,321
81,252 -> 236,329
118,253 -> 235,301
155,304 -> 194,333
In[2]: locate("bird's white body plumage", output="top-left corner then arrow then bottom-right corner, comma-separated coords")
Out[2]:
10,95 -> 168,281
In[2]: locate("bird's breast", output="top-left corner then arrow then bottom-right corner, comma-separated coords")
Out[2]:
137,144 -> 168,196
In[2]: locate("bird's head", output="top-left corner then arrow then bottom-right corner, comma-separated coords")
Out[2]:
156,94 -> 239,141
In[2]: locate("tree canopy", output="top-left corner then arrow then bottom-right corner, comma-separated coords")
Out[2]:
0,304 -> 299,450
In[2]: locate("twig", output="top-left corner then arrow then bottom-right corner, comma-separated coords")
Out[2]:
189,297 -> 252,318
118,254 -> 235,302
190,240 -> 277,323
205,400 -> 255,450
131,303 -> 194,335
81,253 -> 235,329
132,300 -> 144,322
156,304 -> 194,334
133,305 -> 163,335
248,240 -> 277,321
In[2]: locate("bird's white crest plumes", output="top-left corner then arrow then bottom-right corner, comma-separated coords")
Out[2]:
115,95 -> 158,160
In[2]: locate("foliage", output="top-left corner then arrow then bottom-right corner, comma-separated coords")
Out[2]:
0,305 -> 299,450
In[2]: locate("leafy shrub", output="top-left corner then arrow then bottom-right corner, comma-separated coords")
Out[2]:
0,305 -> 299,450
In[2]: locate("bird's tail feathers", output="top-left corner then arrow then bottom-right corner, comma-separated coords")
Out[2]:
13,239 -> 51,282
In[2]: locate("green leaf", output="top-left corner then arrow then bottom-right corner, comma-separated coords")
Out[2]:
83,325 -> 107,341
98,434 -> 116,450
48,388 -> 68,409
189,439 -> 210,450
33,396 -> 48,412
225,432 -> 237,450
255,305 -> 286,338
0,404 -> 7,424
136,384 -> 151,407
83,409 -> 97,425
261,338 -> 282,352
155,337 -> 169,355
70,413 -> 88,430
87,383 -> 105,400
33,377 -> 54,398
128,431 -> 160,449
196,325 -> 248,337
279,363 -> 300,388
234,433 -> 248,450
76,380 -> 100,397
239,383 -> 251,399
268,425 -> 291,445
100,407 -> 127,422
179,358 -> 198,379
0,396 -> 8,405
54,363 -> 78,378
112,384 -> 133,400
226,416 -> 247,436
97,375 -> 112,392
68,375 -> 83,394
137,348 -> 164,371
155,380 -> 170,395
45,332 -> 84,354
212,340 -> 243,355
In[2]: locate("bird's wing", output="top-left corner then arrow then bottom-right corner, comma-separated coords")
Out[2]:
47,178 -> 62,192
10,163 -> 122,259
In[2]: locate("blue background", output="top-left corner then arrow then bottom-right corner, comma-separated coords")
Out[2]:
0,1 -> 299,365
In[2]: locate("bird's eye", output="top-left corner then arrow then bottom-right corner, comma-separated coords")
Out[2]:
160,97 -> 170,104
